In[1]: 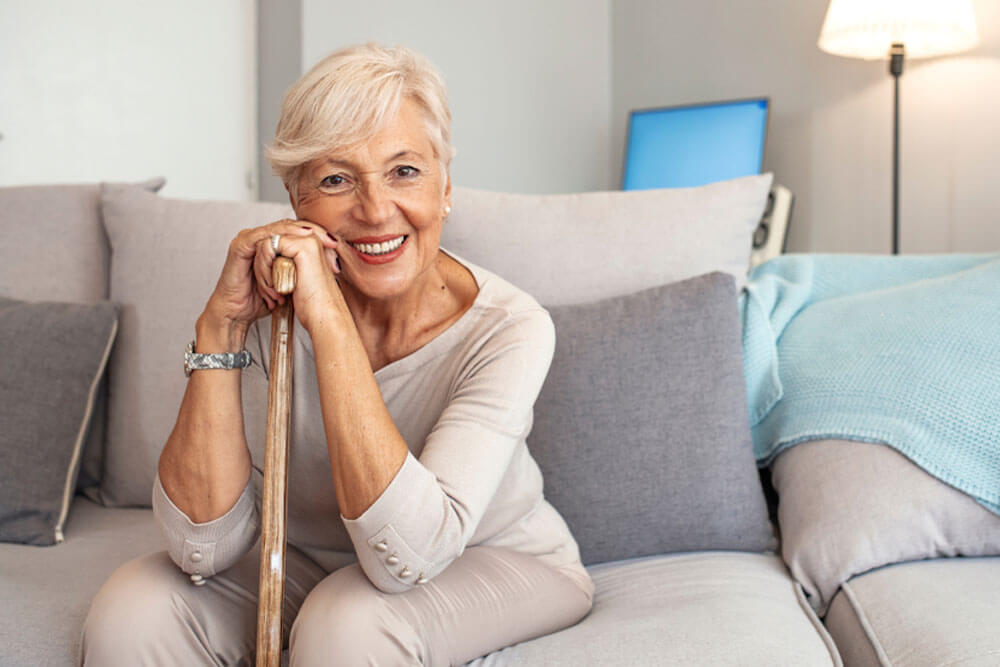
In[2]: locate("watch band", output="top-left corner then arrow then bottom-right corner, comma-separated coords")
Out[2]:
184,340 -> 253,377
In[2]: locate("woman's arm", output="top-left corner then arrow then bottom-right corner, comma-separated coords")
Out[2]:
310,314 -> 410,520
326,311 -> 556,593
156,312 -> 254,523
157,222 -> 335,523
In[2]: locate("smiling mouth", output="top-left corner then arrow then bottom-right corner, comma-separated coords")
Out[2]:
349,235 -> 407,256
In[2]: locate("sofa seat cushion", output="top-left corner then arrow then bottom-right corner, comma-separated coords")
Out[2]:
825,557 -> 1000,667
468,552 -> 841,666
0,497 -> 161,666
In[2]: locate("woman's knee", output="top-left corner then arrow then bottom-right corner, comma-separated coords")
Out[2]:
289,565 -> 423,666
81,552 -> 192,663
83,550 -> 262,666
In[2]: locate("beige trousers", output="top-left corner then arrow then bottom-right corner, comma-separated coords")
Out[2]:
81,542 -> 593,666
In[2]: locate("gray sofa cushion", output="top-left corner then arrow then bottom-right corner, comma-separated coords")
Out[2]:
772,439 -> 1000,615
442,175 -> 772,306
825,557 -> 1000,667
528,272 -> 774,565
0,298 -> 118,545
99,184 -> 293,506
0,498 -> 162,666
469,552 -> 839,666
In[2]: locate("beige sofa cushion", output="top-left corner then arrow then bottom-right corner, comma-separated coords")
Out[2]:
100,184 -> 292,506
443,174 -> 772,305
470,552 -> 840,666
772,439 -> 1000,615
825,557 -> 1000,666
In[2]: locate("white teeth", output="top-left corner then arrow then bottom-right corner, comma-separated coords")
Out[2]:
351,236 -> 405,255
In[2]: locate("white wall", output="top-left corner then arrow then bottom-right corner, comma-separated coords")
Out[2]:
0,1 -> 257,201
284,0 -> 612,196
612,0 -> 1000,254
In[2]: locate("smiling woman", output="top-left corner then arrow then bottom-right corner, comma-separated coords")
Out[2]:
81,43 -> 594,666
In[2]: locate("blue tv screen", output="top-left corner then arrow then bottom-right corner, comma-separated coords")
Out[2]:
622,98 -> 768,190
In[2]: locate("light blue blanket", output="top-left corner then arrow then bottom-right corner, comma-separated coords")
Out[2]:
740,253 -> 1000,515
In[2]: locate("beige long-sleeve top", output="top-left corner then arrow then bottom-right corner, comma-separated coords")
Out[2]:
153,254 -> 587,593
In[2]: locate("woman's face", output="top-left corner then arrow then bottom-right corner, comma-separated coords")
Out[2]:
293,97 -> 450,304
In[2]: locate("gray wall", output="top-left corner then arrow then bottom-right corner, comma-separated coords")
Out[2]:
612,0 -> 1000,253
258,0 -> 301,203
258,0 -> 612,199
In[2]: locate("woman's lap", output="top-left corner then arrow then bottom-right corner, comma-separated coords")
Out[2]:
81,541 -> 325,666
290,546 -> 593,666
83,545 -> 592,666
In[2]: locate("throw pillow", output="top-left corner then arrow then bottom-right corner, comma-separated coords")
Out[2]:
529,272 -> 775,565
772,439 -> 1000,616
99,184 -> 294,506
442,174 -> 772,306
0,297 -> 119,545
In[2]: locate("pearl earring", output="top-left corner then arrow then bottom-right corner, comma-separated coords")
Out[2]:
444,204 -> 452,216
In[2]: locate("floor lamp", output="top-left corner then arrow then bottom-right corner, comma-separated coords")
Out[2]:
817,0 -> 978,255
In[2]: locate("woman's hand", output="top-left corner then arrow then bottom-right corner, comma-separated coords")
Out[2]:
250,221 -> 345,335
202,221 -> 337,341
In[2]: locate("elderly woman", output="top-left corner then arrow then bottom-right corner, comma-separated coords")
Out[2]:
82,44 -> 593,665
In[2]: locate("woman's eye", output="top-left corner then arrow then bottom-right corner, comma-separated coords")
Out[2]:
321,174 -> 348,188
395,165 -> 419,178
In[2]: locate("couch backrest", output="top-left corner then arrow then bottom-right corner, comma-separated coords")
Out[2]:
3,176 -> 772,539
443,174 -> 772,305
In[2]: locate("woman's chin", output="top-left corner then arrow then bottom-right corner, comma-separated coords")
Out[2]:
343,270 -> 416,303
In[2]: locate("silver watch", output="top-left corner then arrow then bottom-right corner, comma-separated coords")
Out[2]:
184,340 -> 253,377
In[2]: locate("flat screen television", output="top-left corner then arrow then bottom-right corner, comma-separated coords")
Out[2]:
622,97 -> 768,190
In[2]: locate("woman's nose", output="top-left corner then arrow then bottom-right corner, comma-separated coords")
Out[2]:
356,181 -> 394,225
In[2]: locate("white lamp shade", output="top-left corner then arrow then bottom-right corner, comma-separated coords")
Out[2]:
818,0 -> 978,60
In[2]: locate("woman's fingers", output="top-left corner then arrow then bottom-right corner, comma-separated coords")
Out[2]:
251,222 -> 318,305
253,241 -> 280,309
225,218 -> 338,314
325,247 -> 341,274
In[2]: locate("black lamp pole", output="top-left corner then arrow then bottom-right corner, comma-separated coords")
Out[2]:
889,42 -> 905,255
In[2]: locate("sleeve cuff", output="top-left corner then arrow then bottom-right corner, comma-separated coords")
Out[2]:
152,474 -> 259,578
341,452 -> 442,592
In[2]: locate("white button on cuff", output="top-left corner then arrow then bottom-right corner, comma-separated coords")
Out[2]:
190,551 -> 203,563
386,554 -> 399,565
190,574 -> 205,586
416,573 -> 428,585
374,541 -> 388,553
399,566 -> 412,578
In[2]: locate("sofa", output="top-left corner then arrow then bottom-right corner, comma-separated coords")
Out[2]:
2,174 -> 998,666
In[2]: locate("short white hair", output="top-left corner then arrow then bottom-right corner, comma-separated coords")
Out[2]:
266,43 -> 455,199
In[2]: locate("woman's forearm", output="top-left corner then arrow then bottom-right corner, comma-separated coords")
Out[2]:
310,319 -> 409,520
157,312 -> 253,523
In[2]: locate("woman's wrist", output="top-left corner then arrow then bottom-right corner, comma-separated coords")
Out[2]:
195,310 -> 250,354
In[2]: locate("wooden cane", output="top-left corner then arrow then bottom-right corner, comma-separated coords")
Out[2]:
256,256 -> 296,667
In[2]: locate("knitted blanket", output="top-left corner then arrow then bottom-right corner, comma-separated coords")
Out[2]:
740,253 -> 1000,515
